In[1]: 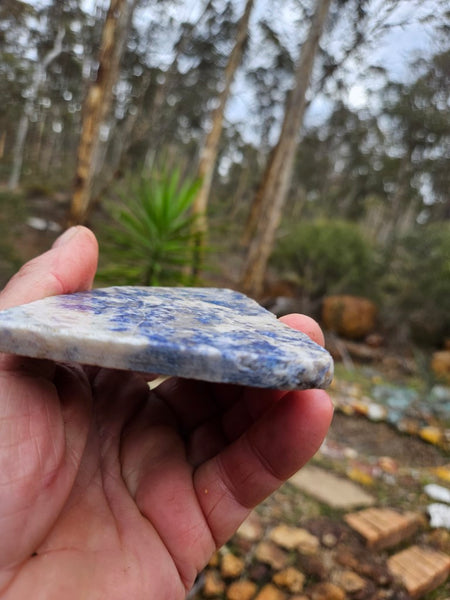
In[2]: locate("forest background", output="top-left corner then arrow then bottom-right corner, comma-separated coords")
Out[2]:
0,0 -> 449,361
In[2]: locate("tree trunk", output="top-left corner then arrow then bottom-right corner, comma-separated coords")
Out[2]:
239,0 -> 332,297
8,27 -> 65,190
69,0 -> 136,224
191,0 -> 255,276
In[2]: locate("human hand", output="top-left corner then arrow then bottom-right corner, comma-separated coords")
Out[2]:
0,227 -> 333,599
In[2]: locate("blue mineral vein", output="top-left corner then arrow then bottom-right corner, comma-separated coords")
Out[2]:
0,286 -> 333,389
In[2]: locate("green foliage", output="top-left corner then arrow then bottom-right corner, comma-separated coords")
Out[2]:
0,190 -> 26,287
272,219 -> 379,300
98,168 -> 201,286
382,223 -> 450,346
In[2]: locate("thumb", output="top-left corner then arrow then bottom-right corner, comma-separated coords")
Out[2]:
0,226 -> 98,310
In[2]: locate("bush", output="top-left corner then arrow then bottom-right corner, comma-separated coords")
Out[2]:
272,219 -> 379,300
98,168 -> 200,286
382,222 -> 450,346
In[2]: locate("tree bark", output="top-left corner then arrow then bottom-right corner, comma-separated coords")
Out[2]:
191,0 -> 255,276
239,0 -> 332,297
8,27 -> 65,190
69,0 -> 136,224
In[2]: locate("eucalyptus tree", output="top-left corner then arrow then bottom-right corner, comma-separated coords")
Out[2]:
240,0 -> 333,296
191,0 -> 255,276
70,0 -> 138,224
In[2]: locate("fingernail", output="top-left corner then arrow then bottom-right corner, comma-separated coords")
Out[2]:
52,226 -> 80,248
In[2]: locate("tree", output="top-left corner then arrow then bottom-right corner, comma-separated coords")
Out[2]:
191,0 -> 255,276
7,26 -> 65,190
239,0 -> 332,296
70,0 -> 137,224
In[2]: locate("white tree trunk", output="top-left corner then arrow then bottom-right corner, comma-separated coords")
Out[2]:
8,27 -> 65,190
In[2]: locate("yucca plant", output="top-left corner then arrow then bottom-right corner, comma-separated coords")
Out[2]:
99,168 -> 201,286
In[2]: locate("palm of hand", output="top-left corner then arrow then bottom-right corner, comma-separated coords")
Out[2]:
0,228 -> 332,599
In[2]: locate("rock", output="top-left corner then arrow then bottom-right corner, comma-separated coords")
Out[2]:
221,553 -> 245,579
322,533 -> 338,548
254,541 -> 289,570
367,403 -> 387,422
346,466 -> 375,487
290,465 -> 375,509
203,569 -> 225,597
377,457 -> 399,474
297,555 -> 328,581
296,530 -> 320,556
268,525 -> 319,555
427,503 -> 450,529
247,562 -> 271,582
0,286 -> 333,391
237,512 -> 264,542
309,582 -> 346,600
335,570 -> 367,594
254,583 -> 287,600
322,295 -> 377,340
419,425 -> 445,447
431,350 -> 450,383
424,483 -> 450,504
208,552 -> 220,568
272,567 -> 305,593
227,580 -> 258,600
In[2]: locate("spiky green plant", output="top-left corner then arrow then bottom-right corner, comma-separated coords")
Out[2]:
99,168 -> 201,286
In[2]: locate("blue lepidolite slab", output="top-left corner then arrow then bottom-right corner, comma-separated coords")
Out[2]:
0,287 -> 333,389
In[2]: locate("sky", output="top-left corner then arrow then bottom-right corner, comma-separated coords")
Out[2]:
24,0 -> 448,139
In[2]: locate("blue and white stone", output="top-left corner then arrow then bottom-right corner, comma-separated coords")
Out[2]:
0,286 -> 333,389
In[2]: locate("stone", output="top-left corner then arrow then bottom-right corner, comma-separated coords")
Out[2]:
254,583 -> 287,600
387,545 -> 450,599
334,570 -> 367,594
269,525 -> 318,554
431,350 -> 450,383
424,483 -> 450,504
236,512 -> 264,542
347,466 -> 375,487
0,286 -> 333,390
419,425 -> 445,447
254,541 -> 289,570
321,533 -> 338,548
203,569 -> 226,597
290,466 -> 375,509
309,582 -> 346,600
227,580 -> 258,600
344,508 -> 422,550
221,553 -> 245,579
322,295 -> 377,340
208,552 -> 220,568
272,567 -> 305,593
427,503 -> 450,529
297,555 -> 327,581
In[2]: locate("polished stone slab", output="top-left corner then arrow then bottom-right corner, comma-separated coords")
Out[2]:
0,286 -> 333,389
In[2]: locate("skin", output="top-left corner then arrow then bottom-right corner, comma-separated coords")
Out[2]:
0,226 -> 333,599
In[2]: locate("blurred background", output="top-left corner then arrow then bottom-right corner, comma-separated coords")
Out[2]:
1,1 -> 450,597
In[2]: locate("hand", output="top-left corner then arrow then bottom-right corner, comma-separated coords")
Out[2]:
0,227 -> 333,599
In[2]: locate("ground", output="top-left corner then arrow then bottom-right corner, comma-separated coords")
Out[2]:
189,406 -> 450,600
1,191 -> 449,599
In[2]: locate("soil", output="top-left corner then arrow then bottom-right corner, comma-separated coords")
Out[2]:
328,413 -> 448,468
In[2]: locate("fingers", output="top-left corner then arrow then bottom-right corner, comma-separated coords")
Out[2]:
279,313 -> 325,347
194,387 -> 333,546
0,226 -> 98,310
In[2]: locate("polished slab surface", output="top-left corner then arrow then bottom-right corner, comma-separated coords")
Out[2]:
0,286 -> 333,389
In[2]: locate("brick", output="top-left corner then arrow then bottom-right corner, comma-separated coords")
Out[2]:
344,508 -> 421,550
388,545 -> 450,599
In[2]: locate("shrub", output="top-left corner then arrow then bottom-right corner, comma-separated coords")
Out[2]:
272,219 -> 379,300
98,168 -> 200,286
382,222 -> 450,346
